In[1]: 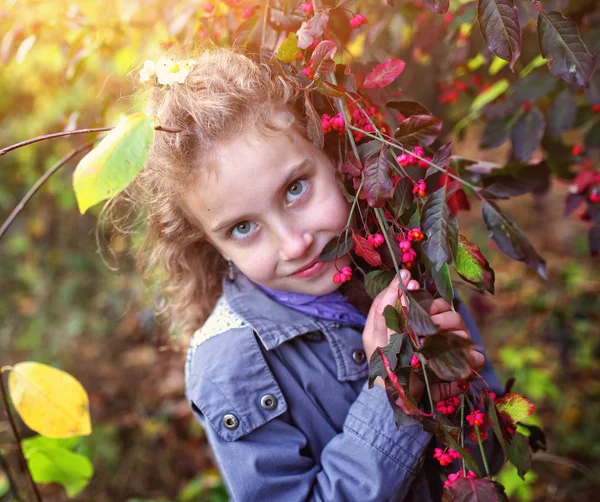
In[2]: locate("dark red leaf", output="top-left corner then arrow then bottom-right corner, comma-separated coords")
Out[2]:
547,89 -> 577,140
510,107 -> 545,162
362,58 -> 406,89
391,177 -> 413,218
406,289 -> 439,336
394,114 -> 443,148
443,478 -> 507,502
368,333 -> 406,387
351,230 -> 382,266
310,40 -> 337,78
386,100 -> 432,118
318,234 -> 355,262
341,150 -> 362,178
477,0 -> 521,71
537,10 -> 596,87
590,224 -> 600,257
419,332 -> 477,381
480,162 -> 551,199
482,200 -> 547,278
363,147 -> 393,207
317,80 -> 346,98
480,117 -> 512,149
422,186 -> 451,271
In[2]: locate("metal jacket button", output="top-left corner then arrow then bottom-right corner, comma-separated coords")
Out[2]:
223,413 -> 239,430
260,394 -> 277,410
352,349 -> 367,365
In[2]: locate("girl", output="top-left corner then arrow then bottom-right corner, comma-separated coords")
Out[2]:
128,47 -> 503,501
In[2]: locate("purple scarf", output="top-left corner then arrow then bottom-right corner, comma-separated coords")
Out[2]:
256,283 -> 367,326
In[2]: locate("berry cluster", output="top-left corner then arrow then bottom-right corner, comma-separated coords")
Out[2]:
437,76 -> 489,105
321,107 -> 381,143
433,447 -> 461,466
435,396 -> 460,416
396,146 -> 432,168
410,353 -> 422,369
349,14 -> 368,29
300,2 -> 313,15
333,266 -> 353,284
412,178 -> 427,197
367,233 -> 385,248
395,227 -> 424,270
444,470 -> 477,488
466,409 -> 486,428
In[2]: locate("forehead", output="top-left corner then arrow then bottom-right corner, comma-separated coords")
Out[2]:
183,128 -> 313,230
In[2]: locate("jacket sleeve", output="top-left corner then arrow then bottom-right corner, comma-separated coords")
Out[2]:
191,381 -> 432,502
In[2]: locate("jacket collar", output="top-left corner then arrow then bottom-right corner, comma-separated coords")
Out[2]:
222,268 -> 362,350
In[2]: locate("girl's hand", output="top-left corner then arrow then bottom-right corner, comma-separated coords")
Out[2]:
409,298 -> 485,404
362,269 -> 419,383
363,272 -> 485,404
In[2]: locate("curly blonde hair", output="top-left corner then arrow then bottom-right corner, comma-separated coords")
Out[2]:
118,47 -> 308,341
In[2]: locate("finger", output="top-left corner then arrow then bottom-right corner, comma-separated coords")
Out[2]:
469,350 -> 485,373
407,279 -> 419,290
430,311 -> 467,333
428,298 -> 453,315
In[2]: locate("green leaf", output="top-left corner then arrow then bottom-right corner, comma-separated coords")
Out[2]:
507,432 -> 532,480
495,392 -> 535,424
423,252 -> 455,305
365,270 -> 395,298
383,304 -> 404,334
22,436 -> 93,498
73,113 -> 156,214
537,10 -> 596,87
477,0 -> 521,71
471,79 -> 510,112
481,200 -> 547,278
276,32 -> 300,64
454,234 -> 495,294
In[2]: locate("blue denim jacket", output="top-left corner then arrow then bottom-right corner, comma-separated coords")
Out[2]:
185,272 -> 503,501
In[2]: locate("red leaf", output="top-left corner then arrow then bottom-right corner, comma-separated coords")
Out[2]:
310,40 -> 337,78
394,114 -> 443,148
363,147 -> 393,208
341,150 -> 362,178
444,478 -> 507,502
351,230 -> 382,266
362,58 -> 406,89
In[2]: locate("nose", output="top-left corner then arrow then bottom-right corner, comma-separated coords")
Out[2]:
279,228 -> 314,262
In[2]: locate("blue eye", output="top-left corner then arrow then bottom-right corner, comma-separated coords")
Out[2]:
230,221 -> 257,240
286,179 -> 309,203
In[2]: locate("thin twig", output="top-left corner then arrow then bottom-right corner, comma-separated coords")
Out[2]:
0,143 -> 94,241
0,125 -> 179,156
0,368 -> 42,501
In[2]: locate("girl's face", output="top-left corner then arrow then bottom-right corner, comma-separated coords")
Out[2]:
183,126 -> 352,295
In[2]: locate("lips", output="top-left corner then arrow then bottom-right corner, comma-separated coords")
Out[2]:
291,257 -> 319,276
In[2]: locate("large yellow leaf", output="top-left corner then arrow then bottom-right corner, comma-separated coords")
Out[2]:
8,362 -> 91,438
72,112 -> 156,214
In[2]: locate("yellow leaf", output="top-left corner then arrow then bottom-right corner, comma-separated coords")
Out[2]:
72,113 -> 156,214
8,362 -> 91,438
347,33 -> 365,59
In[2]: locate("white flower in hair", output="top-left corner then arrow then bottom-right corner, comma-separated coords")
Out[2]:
155,56 -> 196,85
139,60 -> 156,82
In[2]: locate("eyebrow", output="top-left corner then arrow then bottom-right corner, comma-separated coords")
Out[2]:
210,158 -> 314,234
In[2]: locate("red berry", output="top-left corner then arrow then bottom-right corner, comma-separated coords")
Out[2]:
592,104 -> 600,113
572,144 -> 585,156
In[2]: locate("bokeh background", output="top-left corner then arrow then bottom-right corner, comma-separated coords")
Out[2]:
1,1 -> 599,500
